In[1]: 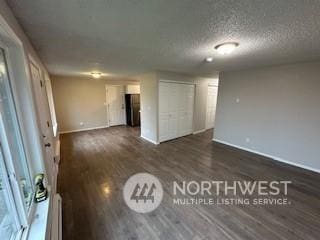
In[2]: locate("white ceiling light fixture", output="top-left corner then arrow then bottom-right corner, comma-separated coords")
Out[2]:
91,72 -> 102,78
205,57 -> 213,62
215,42 -> 239,55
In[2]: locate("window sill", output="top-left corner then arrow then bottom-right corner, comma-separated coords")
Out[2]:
21,190 -> 51,240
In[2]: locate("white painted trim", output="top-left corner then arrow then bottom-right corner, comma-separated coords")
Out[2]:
159,79 -> 195,85
140,135 -> 159,145
213,138 -> 320,174
26,189 -> 51,240
52,123 -> 58,137
193,129 -> 206,134
59,125 -> 109,134
51,194 -> 62,240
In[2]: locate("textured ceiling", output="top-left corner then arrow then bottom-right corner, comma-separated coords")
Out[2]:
7,0 -> 320,77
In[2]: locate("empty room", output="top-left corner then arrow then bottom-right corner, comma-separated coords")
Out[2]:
0,0 -> 319,240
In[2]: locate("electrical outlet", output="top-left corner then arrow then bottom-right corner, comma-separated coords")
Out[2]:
80,122 -> 84,126
236,98 -> 240,103
245,137 -> 250,143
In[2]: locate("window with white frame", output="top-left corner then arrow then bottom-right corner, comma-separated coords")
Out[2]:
0,146 -> 19,240
0,47 -> 34,239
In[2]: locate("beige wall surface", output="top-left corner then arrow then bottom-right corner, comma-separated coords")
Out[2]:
51,76 -> 138,133
138,73 -> 158,143
214,61 -> 320,172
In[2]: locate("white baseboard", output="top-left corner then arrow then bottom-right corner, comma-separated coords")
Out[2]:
59,125 -> 109,134
193,129 -> 206,134
213,138 -> 320,174
141,135 -> 159,145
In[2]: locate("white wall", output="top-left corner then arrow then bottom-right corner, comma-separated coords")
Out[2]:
214,61 -> 320,172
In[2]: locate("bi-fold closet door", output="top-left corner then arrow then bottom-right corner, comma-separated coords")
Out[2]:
159,81 -> 195,142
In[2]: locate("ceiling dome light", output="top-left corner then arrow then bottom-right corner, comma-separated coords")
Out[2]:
205,57 -> 213,62
91,72 -> 102,78
215,42 -> 239,55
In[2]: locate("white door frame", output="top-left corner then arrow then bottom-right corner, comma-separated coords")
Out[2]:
105,85 -> 125,127
28,56 -> 54,187
205,84 -> 218,129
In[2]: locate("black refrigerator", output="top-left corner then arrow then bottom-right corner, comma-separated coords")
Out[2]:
125,94 -> 140,126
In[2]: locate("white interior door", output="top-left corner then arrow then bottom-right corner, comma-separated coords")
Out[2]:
206,85 -> 218,129
29,61 -> 54,185
159,82 -> 194,142
106,85 -> 125,126
159,82 -> 179,142
167,84 -> 179,140
178,84 -> 194,137
159,83 -> 170,142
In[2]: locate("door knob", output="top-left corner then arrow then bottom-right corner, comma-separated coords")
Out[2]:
44,143 -> 51,147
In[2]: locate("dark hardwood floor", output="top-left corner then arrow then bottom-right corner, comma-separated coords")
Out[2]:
58,126 -> 320,240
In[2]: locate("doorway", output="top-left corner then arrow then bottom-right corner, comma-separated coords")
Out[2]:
206,85 -> 218,129
105,85 -> 125,126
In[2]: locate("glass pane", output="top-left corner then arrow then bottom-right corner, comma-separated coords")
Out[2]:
0,48 -> 33,209
0,148 -> 16,240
